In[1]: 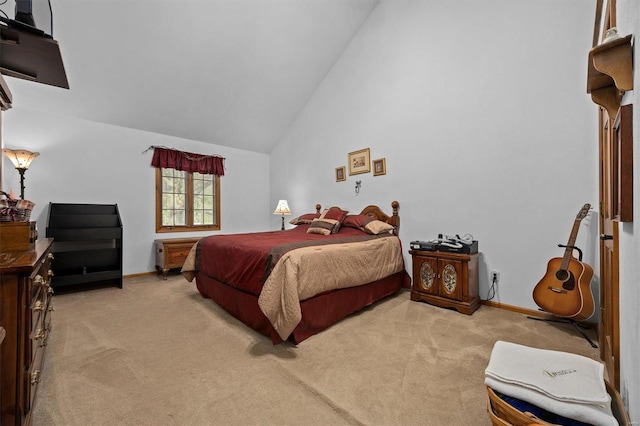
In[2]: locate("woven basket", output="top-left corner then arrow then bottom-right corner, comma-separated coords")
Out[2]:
486,386 -> 556,426
0,191 -> 34,222
487,382 -> 631,426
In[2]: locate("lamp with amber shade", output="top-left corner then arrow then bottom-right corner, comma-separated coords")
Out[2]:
2,149 -> 39,199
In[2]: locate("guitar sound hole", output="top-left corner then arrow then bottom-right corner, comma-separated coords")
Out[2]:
555,270 -> 569,282
555,269 -> 576,291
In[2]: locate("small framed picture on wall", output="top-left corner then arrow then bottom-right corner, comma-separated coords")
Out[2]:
373,158 -> 386,176
335,166 -> 346,182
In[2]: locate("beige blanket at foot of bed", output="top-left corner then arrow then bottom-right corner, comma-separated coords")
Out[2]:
181,241 -> 199,283
258,236 -> 404,341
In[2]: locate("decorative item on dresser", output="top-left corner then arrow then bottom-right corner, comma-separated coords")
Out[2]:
155,237 -> 200,280
0,238 -> 54,425
0,221 -> 37,252
0,191 -> 35,224
46,203 -> 123,291
410,249 -> 480,315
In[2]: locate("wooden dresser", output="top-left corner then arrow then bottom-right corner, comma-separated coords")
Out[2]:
0,239 -> 54,425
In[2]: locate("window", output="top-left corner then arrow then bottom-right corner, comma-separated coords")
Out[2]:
155,168 -> 220,232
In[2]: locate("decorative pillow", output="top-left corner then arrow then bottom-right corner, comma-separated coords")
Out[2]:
306,218 -> 338,235
319,207 -> 349,233
289,212 -> 320,225
342,214 -> 374,229
363,220 -> 395,235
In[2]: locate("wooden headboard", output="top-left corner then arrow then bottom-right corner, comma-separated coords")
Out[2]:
360,201 -> 400,235
315,201 -> 400,235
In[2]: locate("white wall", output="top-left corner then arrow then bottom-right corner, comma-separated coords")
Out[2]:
615,0 -> 640,419
271,0 -> 598,313
2,106 -> 271,275
4,0 -> 637,419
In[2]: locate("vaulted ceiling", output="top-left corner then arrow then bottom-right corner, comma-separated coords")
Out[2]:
2,0 -> 379,153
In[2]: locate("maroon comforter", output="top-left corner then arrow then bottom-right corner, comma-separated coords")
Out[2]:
194,225 -> 384,295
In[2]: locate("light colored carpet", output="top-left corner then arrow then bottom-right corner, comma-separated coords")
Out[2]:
31,274 -> 599,426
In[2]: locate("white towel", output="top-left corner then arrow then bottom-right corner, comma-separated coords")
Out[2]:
485,376 -> 618,426
485,341 -> 608,405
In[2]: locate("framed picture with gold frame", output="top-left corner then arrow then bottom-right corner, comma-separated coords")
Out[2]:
335,166 -> 346,182
373,158 -> 386,176
348,148 -> 370,175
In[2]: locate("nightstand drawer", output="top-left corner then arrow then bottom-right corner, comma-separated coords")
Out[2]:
166,244 -> 194,266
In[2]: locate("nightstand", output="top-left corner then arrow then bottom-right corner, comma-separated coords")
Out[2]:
154,238 -> 200,279
409,250 -> 480,315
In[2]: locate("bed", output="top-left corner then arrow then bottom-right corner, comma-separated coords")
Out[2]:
182,201 -> 410,344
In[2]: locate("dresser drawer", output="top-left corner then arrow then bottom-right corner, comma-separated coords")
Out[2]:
25,337 -> 46,416
28,285 -> 43,363
27,248 -> 54,365
30,251 -> 53,302
29,293 -> 51,363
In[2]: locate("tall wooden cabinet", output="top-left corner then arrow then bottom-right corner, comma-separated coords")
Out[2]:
46,203 -> 123,291
587,11 -> 634,390
410,250 -> 480,315
0,239 -> 54,425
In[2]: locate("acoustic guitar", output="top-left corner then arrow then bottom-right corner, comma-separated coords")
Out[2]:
532,204 -> 595,321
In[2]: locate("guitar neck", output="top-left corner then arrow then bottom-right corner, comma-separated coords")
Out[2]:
560,217 -> 583,270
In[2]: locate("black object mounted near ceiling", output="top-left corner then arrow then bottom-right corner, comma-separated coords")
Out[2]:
0,0 -> 69,89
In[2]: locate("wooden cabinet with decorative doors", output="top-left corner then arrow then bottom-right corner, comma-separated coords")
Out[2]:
409,250 -> 479,315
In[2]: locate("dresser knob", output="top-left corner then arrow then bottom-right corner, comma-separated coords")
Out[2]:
34,328 -> 45,340
34,275 -> 44,285
48,269 -> 54,277
47,252 -> 54,260
33,301 -> 44,311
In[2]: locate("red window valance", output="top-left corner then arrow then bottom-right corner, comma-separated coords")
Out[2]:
150,146 -> 225,176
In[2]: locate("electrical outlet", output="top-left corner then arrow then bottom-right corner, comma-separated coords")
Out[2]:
491,270 -> 500,284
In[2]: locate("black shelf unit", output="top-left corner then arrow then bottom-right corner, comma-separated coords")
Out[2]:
46,203 -> 123,291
